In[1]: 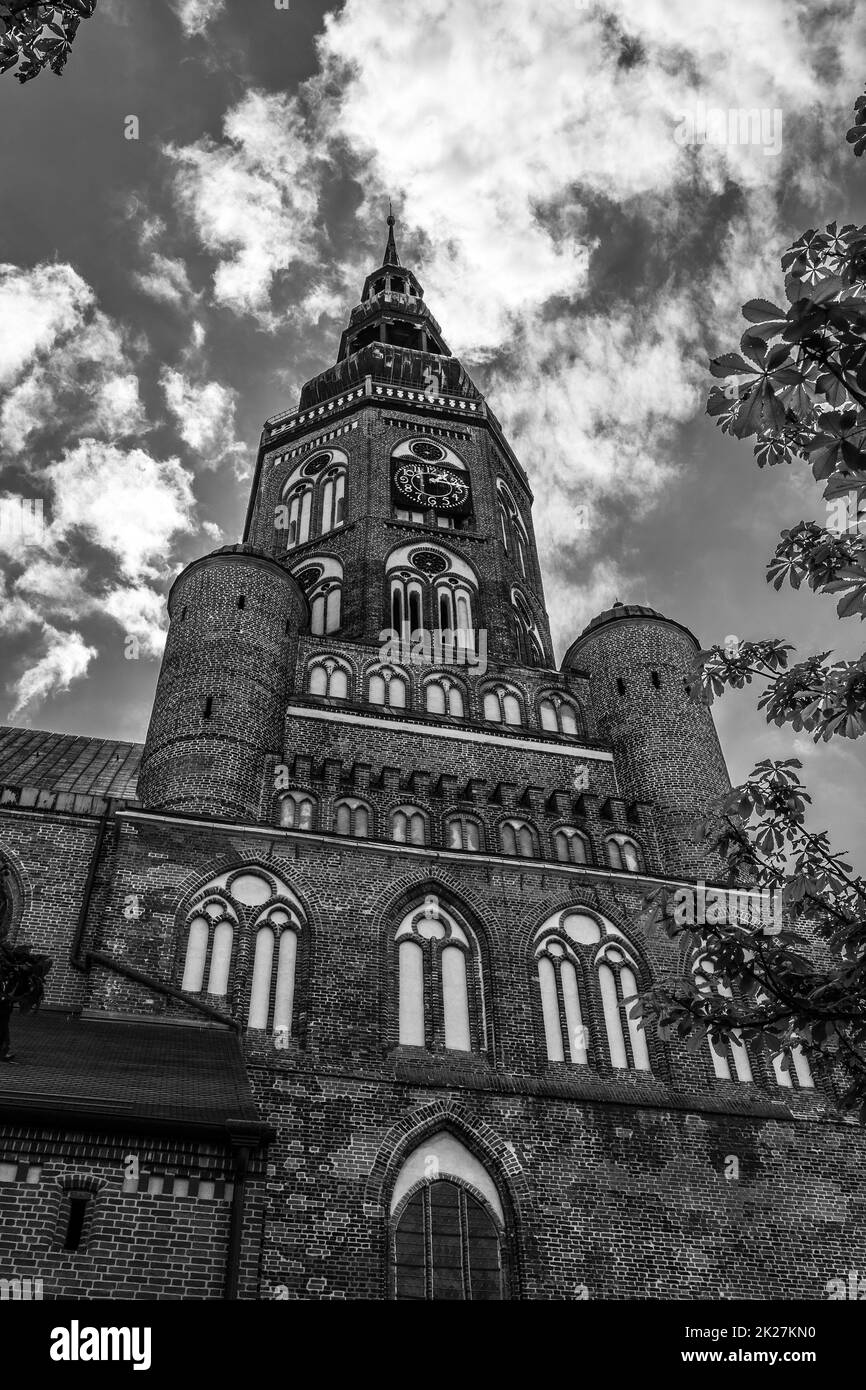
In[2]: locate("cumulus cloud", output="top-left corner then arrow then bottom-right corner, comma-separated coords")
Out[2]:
163,90 -> 326,322
0,263 -> 146,455
169,0 -> 225,38
7,627 -> 98,723
159,368 -> 244,469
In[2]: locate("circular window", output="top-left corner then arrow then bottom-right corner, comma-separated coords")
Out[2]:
305,452 -> 333,475
295,566 -> 323,592
410,549 -> 448,576
410,440 -> 445,462
228,873 -> 273,907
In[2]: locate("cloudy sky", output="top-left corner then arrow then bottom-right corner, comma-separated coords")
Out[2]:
0,0 -> 864,867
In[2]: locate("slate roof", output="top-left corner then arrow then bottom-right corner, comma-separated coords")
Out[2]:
0,1011 -> 264,1137
0,725 -> 142,801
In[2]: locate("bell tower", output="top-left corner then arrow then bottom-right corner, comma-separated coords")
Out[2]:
243,213 -> 553,672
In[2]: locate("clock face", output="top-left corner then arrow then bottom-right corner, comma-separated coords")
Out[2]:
393,461 -> 471,512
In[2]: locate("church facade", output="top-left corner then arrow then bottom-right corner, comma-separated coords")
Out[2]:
0,220 -> 863,1301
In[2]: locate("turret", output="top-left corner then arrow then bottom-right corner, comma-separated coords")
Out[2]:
138,546 -> 307,820
563,603 -> 731,878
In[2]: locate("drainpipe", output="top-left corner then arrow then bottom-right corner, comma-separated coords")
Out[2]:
225,1131 -> 254,1300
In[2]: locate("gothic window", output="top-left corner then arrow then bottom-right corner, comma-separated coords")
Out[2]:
179,868 -> 306,1041
693,956 -> 753,1083
497,480 -> 529,579
596,942 -> 651,1071
553,827 -> 591,864
307,658 -> 350,699
482,685 -> 524,726
446,815 -> 482,852
393,1181 -> 504,1300
512,588 -> 544,667
425,676 -> 465,718
278,793 -> 316,831
368,666 -> 409,709
538,694 -> 583,737
771,1045 -> 815,1090
319,465 -> 346,536
293,558 -> 343,636
247,902 -> 303,1035
283,482 -> 313,549
532,910 -> 654,1076
391,807 -> 427,846
395,896 -> 485,1053
605,834 -> 642,872
535,936 -> 588,1065
385,543 -> 479,657
280,449 -> 348,550
499,820 -> 536,858
334,799 -> 371,839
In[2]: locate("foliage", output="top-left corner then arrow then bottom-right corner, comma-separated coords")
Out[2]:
1,0 -> 96,82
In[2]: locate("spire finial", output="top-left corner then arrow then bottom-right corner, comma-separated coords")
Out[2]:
383,201 -> 401,267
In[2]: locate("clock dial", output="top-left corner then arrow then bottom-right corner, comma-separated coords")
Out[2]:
393,461 -> 470,512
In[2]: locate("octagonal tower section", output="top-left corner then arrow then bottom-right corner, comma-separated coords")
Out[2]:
563,602 -> 731,880
138,545 -> 307,821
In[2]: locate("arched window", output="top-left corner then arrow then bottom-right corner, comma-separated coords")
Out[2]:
307,658 -> 350,699
483,685 -> 523,726
539,694 -> 583,737
390,1132 -> 507,1300
385,542 -> 479,659
553,827 -> 591,864
368,666 -> 409,709
293,558 -> 343,636
278,793 -> 316,831
606,834 -> 642,872
394,1181 -> 504,1300
425,676 -> 465,718
771,1044 -> 815,1090
596,943 -> 651,1072
535,935 -> 588,1065
497,480 -> 529,579
334,799 -> 371,839
390,571 -> 424,641
693,956 -> 753,1083
395,895 -> 485,1053
512,588 -> 544,667
283,482 -> 313,549
319,465 -> 346,536
247,901 -> 303,1036
446,816 -> 482,852
179,867 -> 306,1040
499,820 -> 536,859
391,807 -> 427,846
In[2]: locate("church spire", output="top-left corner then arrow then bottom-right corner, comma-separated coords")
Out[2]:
383,202 -> 401,267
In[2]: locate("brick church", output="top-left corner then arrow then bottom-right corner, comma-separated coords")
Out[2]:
0,217 -> 863,1301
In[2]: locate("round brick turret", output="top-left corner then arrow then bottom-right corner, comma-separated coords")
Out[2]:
138,546 -> 307,819
563,602 -> 731,878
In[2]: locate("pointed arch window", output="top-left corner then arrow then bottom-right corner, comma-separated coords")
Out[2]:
278,792 -> 316,831
693,956 -> 753,1083
483,686 -> 523,726
446,815 -> 482,852
247,902 -> 302,1036
539,694 -> 583,737
535,936 -> 588,1065
391,807 -> 427,846
307,658 -> 350,699
394,1181 -> 504,1300
319,465 -> 346,536
553,827 -> 591,864
497,480 -> 529,579
596,943 -> 651,1071
512,588 -> 544,668
425,676 -> 465,718
368,666 -> 408,709
284,483 -> 313,549
605,834 -> 642,872
334,798 -> 371,839
385,542 -> 479,654
499,819 -> 536,859
395,895 -> 485,1053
